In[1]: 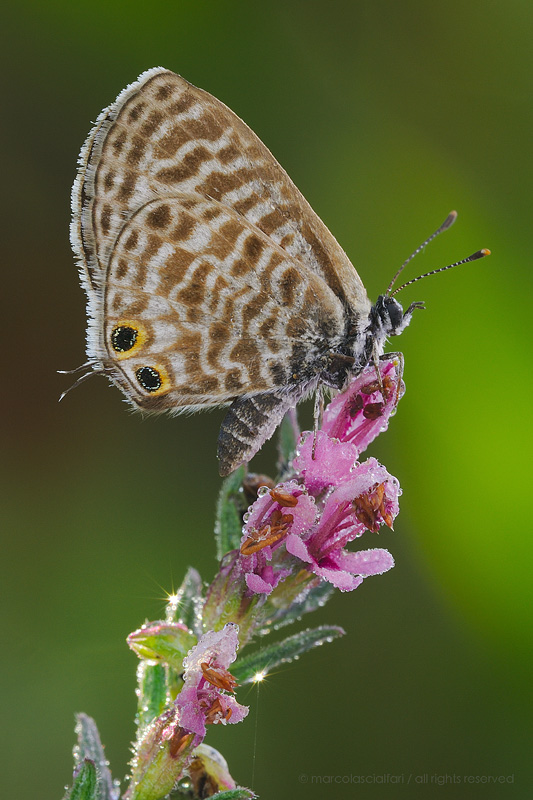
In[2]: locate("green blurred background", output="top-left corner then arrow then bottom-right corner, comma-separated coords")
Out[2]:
2,1 -> 532,797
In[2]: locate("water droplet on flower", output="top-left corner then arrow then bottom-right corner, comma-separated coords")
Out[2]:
257,485 -> 270,497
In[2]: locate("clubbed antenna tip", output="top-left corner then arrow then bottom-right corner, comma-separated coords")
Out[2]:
390,247 -> 491,297
386,210 -> 459,295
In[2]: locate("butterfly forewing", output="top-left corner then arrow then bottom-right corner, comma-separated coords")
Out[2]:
72,68 -> 370,312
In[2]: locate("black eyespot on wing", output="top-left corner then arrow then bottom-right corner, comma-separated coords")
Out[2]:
112,326 -> 138,352
136,366 -> 162,392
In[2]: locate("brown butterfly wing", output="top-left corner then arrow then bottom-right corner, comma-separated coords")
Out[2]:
104,194 -> 347,411
71,67 -> 370,317
71,67 -> 371,472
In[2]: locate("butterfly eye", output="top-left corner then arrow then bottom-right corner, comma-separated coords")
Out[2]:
136,366 -> 163,392
111,325 -> 138,352
384,297 -> 403,330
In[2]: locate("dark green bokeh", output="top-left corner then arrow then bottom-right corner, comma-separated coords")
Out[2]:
2,1 -> 531,798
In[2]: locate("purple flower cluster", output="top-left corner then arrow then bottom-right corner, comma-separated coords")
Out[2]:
239,358 -> 403,594
126,359 -> 405,798
126,624 -> 245,799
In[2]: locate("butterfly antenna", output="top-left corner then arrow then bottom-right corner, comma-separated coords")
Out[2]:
59,369 -> 101,402
386,210 -> 458,295
390,248 -> 490,297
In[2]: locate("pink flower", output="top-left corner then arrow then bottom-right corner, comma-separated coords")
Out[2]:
242,461 -> 399,595
176,624 -> 248,739
238,359 -> 404,597
239,481 -> 316,595
322,358 -> 404,455
292,430 -> 359,494
285,458 -> 399,591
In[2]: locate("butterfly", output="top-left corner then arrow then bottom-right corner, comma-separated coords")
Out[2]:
69,67 -> 488,475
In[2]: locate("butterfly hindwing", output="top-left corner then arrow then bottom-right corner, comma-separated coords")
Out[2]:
104,193 -> 347,410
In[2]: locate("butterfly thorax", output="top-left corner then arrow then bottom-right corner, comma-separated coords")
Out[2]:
309,294 -> 405,393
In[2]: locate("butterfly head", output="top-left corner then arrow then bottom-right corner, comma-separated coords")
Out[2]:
366,294 -> 423,363
372,295 -> 408,334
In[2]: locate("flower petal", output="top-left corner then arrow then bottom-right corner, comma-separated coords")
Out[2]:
183,623 -> 240,678
312,565 -> 364,592
322,358 -> 404,455
241,480 -> 316,550
292,430 -> 359,493
245,572 -> 276,595
218,695 -> 249,725
177,690 -> 207,737
285,533 -> 313,562
319,457 -> 401,541
332,547 -> 395,576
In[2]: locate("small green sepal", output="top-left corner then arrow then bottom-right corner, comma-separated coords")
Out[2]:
127,708 -> 195,800
128,621 -> 197,670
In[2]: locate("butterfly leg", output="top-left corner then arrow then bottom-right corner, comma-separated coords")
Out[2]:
372,352 -> 386,396
402,301 -> 426,328
379,351 -> 405,406
218,391 -> 301,476
311,385 -> 325,460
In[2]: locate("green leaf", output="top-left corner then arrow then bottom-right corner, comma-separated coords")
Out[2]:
232,625 -> 345,684
166,567 -> 203,635
214,464 -> 247,559
66,759 -> 97,800
136,662 -> 168,732
258,578 -> 334,634
72,714 -> 116,800
208,790 -> 256,800
277,407 -> 300,474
